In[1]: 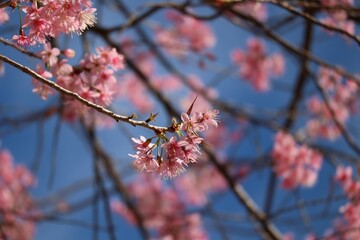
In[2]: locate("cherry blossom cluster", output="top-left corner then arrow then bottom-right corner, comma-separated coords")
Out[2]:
306,67 -> 358,140
321,0 -> 355,35
231,38 -> 284,91
130,109 -> 219,179
9,0 -> 96,45
272,131 -> 323,189
33,45 -> 125,124
154,10 -> 216,58
111,175 -> 208,240
320,165 -> 360,239
0,148 -> 36,240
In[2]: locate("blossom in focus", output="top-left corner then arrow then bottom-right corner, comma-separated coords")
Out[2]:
129,109 -> 220,179
129,136 -> 159,173
14,0 -> 97,45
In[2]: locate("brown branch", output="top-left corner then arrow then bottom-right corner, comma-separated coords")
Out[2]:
309,70 -> 360,156
85,126 -> 150,240
221,6 -> 360,87
204,145 -> 283,240
0,53 -> 172,133
0,37 -> 41,59
268,1 -> 360,46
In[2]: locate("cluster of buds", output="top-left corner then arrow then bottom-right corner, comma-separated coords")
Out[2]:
129,106 -> 219,179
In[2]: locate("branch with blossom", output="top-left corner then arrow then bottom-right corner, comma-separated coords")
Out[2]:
2,0 -> 360,240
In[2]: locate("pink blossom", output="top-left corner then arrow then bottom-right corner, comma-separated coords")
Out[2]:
112,175 -> 208,239
181,112 -> 205,133
97,47 -> 125,70
155,10 -> 215,57
14,0 -> 97,45
181,109 -> 219,133
151,74 -> 182,92
231,38 -> 284,91
195,109 -> 220,130
49,47 -> 125,124
328,165 -> 360,239
32,64 -> 54,100
306,68 -> 358,140
0,148 -> 36,240
0,8 -> 9,24
129,136 -> 159,173
39,43 -> 60,67
321,0 -> 355,35
12,33 -> 32,46
158,158 -> 186,179
130,109 -> 219,178
335,165 -> 353,185
272,131 -> 323,189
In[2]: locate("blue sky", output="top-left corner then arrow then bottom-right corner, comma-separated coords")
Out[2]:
1,1 -> 360,239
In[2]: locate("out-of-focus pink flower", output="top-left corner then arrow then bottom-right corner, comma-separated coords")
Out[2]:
0,148 -> 36,240
39,43 -> 60,67
231,38 -> 284,91
112,174 -> 208,239
272,131 -> 323,189
175,164 -> 227,206
32,64 -> 54,100
324,165 -> 360,239
321,0 -> 355,35
155,10 -> 215,57
306,67 -> 358,140
0,8 -> 9,24
118,73 -> 154,113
